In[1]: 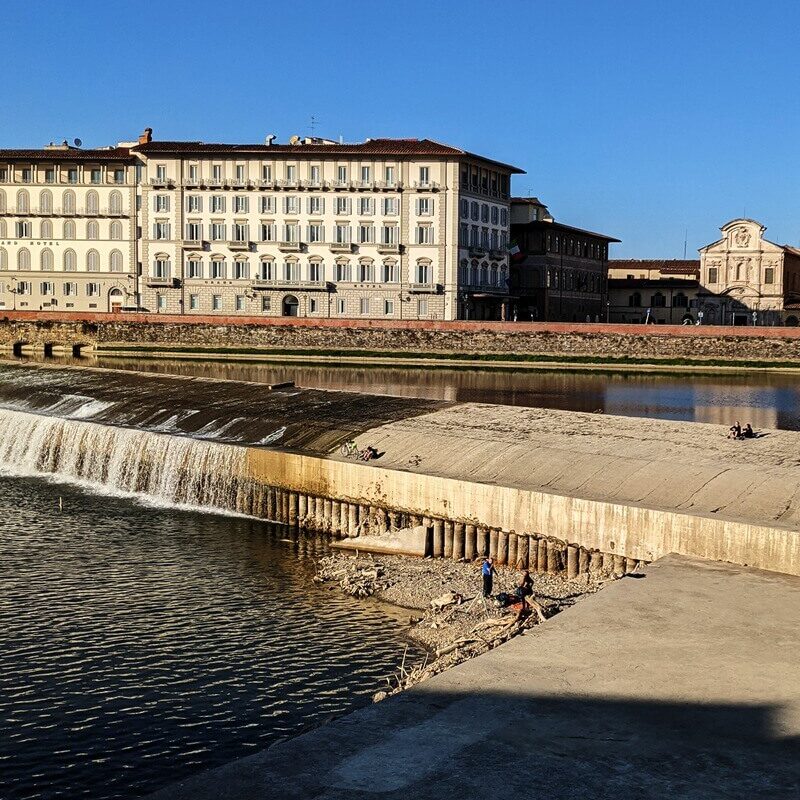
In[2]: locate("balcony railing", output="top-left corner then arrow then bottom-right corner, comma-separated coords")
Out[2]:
413,181 -> 440,190
182,239 -> 205,250
377,242 -> 402,254
489,248 -> 507,260
252,278 -> 329,291
329,242 -> 353,253
149,176 -> 175,187
145,276 -> 176,288
277,241 -> 302,252
227,240 -> 251,251
408,282 -> 442,294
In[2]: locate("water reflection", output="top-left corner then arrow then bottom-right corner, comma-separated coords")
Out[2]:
0,474 -> 420,800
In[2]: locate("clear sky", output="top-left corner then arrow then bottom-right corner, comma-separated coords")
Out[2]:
3,0 -> 799,258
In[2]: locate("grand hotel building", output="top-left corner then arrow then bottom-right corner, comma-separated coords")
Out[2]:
0,129 -> 522,320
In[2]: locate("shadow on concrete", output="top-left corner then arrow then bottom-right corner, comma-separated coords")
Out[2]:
147,689 -> 800,800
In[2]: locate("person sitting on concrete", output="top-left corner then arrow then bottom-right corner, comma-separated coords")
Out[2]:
743,423 -> 755,439
481,557 -> 497,598
728,421 -> 742,439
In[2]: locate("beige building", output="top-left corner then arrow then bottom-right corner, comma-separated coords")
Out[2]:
0,129 -> 522,320
699,218 -> 800,325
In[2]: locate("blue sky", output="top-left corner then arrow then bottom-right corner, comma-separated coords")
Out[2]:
3,0 -> 799,258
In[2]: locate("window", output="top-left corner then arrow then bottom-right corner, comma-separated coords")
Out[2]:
156,294 -> 167,311
154,221 -> 170,240
19,167 -> 32,184
381,225 -> 398,245
16,221 -> 31,238
233,222 -> 249,242
416,198 -> 433,216
262,164 -> 272,181
283,260 -> 300,281
651,292 -> 666,308
357,261 -> 373,282
114,169 -> 125,184
310,165 -> 321,184
212,295 -> 222,311
153,257 -> 170,279
17,280 -> 30,294
708,267 -> 718,283
360,165 -> 371,182
39,190 -> 52,213
41,220 -> 53,238
419,166 -> 430,185
673,292 -> 688,308
309,298 -> 318,313
382,261 -> 399,282
67,168 -> 78,184
187,195 -> 201,213
470,201 -> 479,221
358,224 -> 374,244
259,196 -> 275,213
210,195 -> 225,213
211,259 -> 226,279
86,282 -> 100,297
337,298 -> 346,314
416,224 -> 434,244
235,295 -> 245,311
359,297 -> 370,315
63,190 -> 76,214
308,196 -> 324,214
283,223 -> 299,242
40,249 -> 53,271
385,166 -> 395,184
382,197 -> 398,215
212,165 -> 221,181
415,262 -> 431,284
286,165 -> 296,181
87,220 -> 99,240
358,197 -> 374,215
234,196 -> 248,213
334,224 -> 351,244
335,261 -> 351,282
260,222 -> 276,242
109,250 -> 123,272
307,223 -> 324,243
337,165 -> 347,183
384,299 -> 394,315
210,222 -> 226,241
418,298 -> 428,316
187,259 -> 203,279
63,281 -> 77,296
188,165 -> 198,183
284,196 -> 299,214
16,190 -> 29,213
186,221 -> 202,241
261,296 -> 271,311
189,294 -> 199,310
259,260 -> 275,280
460,199 -> 469,218
44,169 -> 55,184
309,261 -> 324,282
156,165 -> 167,181
63,249 -> 76,271
335,197 -> 351,215
236,165 -> 245,182
155,194 -> 169,212
109,191 -> 123,214
234,260 -> 250,280
765,267 -> 775,284
481,204 -> 489,223
40,281 -> 54,296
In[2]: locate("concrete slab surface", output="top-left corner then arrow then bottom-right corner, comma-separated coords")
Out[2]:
147,555 -> 800,799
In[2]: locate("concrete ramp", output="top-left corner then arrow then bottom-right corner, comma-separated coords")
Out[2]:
146,555 -> 800,799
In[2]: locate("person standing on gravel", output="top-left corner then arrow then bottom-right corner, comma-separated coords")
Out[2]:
481,557 -> 497,598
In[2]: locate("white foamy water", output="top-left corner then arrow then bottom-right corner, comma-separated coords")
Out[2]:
0,408 -> 250,514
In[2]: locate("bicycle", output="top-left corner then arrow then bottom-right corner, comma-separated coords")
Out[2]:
340,440 -> 360,458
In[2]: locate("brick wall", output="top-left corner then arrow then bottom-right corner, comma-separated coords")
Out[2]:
3,310 -> 800,361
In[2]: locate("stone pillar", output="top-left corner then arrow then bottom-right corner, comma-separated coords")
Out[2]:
625,557 -> 638,574
266,487 -> 276,521
602,552 -> 614,572
298,494 -> 308,527
537,538 -> 548,573
507,533 -> 518,569
331,501 -> 341,536
432,519 -> 444,558
567,545 -> 579,579
517,536 -> 529,572
359,504 -> 370,533
589,551 -> 603,573
389,510 -> 401,531
613,555 -> 626,577
464,524 -> 477,561
288,492 -> 299,527
443,520 -> 454,559
497,530 -> 508,566
340,502 -> 349,536
579,548 -> 590,574
489,528 -> 499,560
453,522 -> 465,561
477,526 -> 489,558
347,503 -> 358,536
410,514 -> 423,528
323,499 -> 333,531
546,541 -> 558,574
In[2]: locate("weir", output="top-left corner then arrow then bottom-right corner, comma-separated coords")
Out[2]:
0,363 -> 798,577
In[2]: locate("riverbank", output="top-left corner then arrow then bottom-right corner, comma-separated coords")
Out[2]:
313,552 -> 610,700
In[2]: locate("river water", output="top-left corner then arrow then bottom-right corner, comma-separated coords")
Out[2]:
60,355 -> 800,431
0,474 -> 421,800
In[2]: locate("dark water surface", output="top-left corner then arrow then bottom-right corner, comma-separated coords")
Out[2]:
45,354 -> 800,431
0,474 -> 420,800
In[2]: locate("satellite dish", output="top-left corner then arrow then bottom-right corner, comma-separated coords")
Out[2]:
74,138 -> 82,147
289,135 -> 300,145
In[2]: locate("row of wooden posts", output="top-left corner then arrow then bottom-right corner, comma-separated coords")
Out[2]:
261,486 -> 640,578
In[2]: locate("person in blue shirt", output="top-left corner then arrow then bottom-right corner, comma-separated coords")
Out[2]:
481,557 -> 497,597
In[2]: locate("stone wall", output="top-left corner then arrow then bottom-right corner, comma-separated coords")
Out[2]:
3,311 -> 800,361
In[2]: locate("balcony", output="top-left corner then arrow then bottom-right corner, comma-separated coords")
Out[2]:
277,241 -> 302,252
182,239 -> 205,250
468,246 -> 487,258
377,242 -> 402,254
227,240 -> 251,251
149,176 -> 175,188
489,248 -> 507,260
376,180 -> 403,191
354,180 -> 375,190
145,276 -> 177,288
329,242 -> 354,253
331,180 -> 351,190
277,179 -> 299,189
408,282 -> 442,294
252,278 -> 330,291
413,181 -> 440,190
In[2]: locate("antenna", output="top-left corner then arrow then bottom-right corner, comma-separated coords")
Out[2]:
683,228 -> 688,259
310,115 -> 317,136
73,138 -> 82,148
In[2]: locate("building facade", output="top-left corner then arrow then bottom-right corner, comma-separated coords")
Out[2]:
0,130 -> 522,320
699,218 -> 800,325
509,198 -> 619,321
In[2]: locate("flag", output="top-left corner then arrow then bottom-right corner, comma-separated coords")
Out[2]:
508,240 -> 524,263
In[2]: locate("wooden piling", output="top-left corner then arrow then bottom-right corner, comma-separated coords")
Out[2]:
266,487 -> 276,521
602,552 -> 614,572
452,522 -> 465,561
477,526 -> 489,558
464,524 -> 477,561
298,494 -> 308,526
613,555 -> 626,577
433,519 -> 444,558
517,535 -> 529,571
579,548 -> 590,574
567,545 -> 579,579
536,538 -> 547,573
489,527 -> 499,560
546,541 -> 558,574
443,520 -> 454,559
507,532 -> 518,568
347,503 -> 358,536
625,557 -> 638,574
589,551 -> 603,573
388,510 -> 401,531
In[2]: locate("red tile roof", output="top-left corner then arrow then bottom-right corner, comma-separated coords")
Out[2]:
0,147 -> 132,161
610,259 -> 700,276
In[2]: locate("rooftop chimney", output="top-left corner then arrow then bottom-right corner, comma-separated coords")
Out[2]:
138,127 -> 153,145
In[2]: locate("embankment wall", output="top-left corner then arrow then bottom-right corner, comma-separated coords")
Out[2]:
3,311 -> 800,361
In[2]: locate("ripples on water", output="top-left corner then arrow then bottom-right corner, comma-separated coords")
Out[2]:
0,475 -> 421,800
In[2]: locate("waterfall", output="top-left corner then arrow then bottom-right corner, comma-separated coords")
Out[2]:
0,408 -> 260,516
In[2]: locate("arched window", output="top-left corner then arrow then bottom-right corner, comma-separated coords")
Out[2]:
629,292 -> 641,307
0,248 -> 7,270
674,292 -> 688,308
651,292 -> 666,308
415,259 -> 432,285
63,249 -> 77,271
86,249 -> 100,272
41,220 -> 52,238
490,265 -> 498,286
39,189 -> 52,213
480,263 -> 489,285
17,248 -> 30,270
86,190 -> 99,214
109,190 -> 123,214
16,189 -> 29,213
40,248 -> 53,271
87,220 -> 99,240
62,190 -> 76,214
63,220 -> 75,239
187,258 -> 203,279
109,220 -> 122,240
109,249 -> 123,273
500,266 -> 508,287
210,257 -> 226,279
0,189 -> 5,213
471,263 -> 479,285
